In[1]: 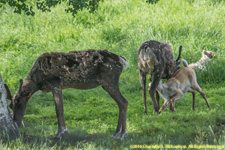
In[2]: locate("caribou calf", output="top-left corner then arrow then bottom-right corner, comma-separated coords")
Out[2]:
149,59 -> 210,113
138,40 -> 182,114
5,49 -> 129,139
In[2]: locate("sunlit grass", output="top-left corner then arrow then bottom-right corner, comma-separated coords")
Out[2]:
1,0 -> 225,149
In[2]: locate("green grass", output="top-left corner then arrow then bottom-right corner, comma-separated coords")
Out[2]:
1,0 -> 225,149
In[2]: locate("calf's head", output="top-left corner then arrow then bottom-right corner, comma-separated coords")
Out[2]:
5,79 -> 31,127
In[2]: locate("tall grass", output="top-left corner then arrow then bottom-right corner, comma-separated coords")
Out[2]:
0,0 -> 225,88
1,0 -> 225,149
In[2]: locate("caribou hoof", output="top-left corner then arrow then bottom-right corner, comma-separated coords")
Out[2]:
112,130 -> 127,139
52,129 -> 68,139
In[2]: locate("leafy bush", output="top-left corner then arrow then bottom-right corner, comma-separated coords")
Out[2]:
66,0 -> 101,15
0,0 -> 35,15
0,0 -> 102,16
36,0 -> 61,12
146,0 -> 160,4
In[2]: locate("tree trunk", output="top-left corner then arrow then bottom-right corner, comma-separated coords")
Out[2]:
0,74 -> 13,139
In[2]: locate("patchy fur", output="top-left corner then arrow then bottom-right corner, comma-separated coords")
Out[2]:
138,41 -> 179,79
5,49 -> 129,139
138,40 -> 181,113
24,49 -> 126,92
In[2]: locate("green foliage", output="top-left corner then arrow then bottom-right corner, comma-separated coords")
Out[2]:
1,0 -> 225,149
66,0 -> 102,15
0,0 -> 35,15
146,0 -> 160,4
36,0 -> 61,12
0,0 -> 102,16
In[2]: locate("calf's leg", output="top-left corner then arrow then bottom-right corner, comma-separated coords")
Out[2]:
192,85 -> 210,108
170,92 -> 183,112
188,89 -> 196,110
196,88 -> 210,108
158,100 -> 170,113
160,92 -> 183,113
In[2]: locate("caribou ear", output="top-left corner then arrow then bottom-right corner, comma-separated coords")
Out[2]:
18,79 -> 23,94
176,45 -> 182,62
4,84 -> 13,100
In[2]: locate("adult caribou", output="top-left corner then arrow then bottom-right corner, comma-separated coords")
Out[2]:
5,49 -> 129,139
138,40 -> 182,114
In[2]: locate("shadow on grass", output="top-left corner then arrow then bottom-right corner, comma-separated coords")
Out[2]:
2,116 -> 225,149
48,129 -> 112,148
3,126 -> 130,149
3,127 -> 224,149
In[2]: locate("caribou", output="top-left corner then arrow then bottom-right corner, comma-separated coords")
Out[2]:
5,49 -> 129,139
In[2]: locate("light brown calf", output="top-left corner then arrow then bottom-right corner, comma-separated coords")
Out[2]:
149,59 -> 210,113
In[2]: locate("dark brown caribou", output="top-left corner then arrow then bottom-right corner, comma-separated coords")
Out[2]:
138,40 -> 182,114
5,49 -> 129,139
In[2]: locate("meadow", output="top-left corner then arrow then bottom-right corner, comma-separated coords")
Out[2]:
0,0 -> 225,149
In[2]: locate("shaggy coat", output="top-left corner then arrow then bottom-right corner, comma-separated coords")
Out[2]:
138,40 -> 181,113
5,49 -> 129,139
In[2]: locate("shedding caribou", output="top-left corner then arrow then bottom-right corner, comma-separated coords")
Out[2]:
5,49 -> 129,139
138,40 -> 182,114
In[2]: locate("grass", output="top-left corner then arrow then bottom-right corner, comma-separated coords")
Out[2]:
1,0 -> 225,149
